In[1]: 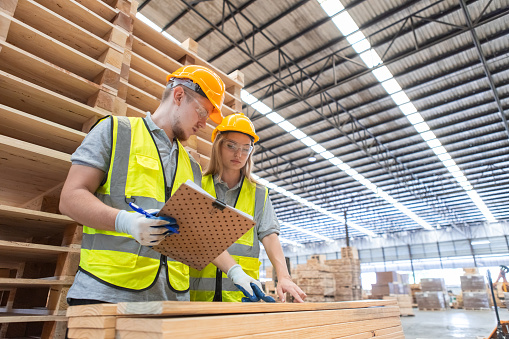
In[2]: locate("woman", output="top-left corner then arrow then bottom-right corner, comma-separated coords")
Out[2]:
190,113 -> 306,303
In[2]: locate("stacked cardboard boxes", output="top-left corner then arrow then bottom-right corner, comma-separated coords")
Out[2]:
371,272 -> 409,299
460,273 -> 489,310
415,291 -> 447,310
416,278 -> 449,310
326,247 -> 362,301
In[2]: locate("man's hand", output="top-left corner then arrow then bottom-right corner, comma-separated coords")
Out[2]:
227,264 -> 275,302
115,209 -> 178,246
276,276 -> 307,303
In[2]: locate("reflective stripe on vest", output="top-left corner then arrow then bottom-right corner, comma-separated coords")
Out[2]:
189,174 -> 268,302
79,116 -> 197,292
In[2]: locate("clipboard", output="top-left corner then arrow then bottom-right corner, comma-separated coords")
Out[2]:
152,180 -> 256,270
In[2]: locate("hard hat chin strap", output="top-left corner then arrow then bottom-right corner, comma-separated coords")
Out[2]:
167,78 -> 207,99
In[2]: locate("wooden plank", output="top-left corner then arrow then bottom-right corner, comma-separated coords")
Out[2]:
66,304 -> 118,317
74,0 -> 118,22
132,17 -> 243,91
116,307 -> 400,338
224,317 -> 402,339
0,69 -> 105,131
2,13 -> 106,81
0,313 -> 67,323
117,299 -> 397,316
0,104 -> 85,154
67,316 -> 116,329
0,135 -> 71,206
14,0 -> 118,59
0,277 -> 74,288
68,327 -> 115,339
0,240 -> 79,264
0,41 -> 101,105
32,0 -> 114,38
129,67 -> 164,99
130,37 -> 238,106
126,103 -> 145,118
126,82 -> 159,113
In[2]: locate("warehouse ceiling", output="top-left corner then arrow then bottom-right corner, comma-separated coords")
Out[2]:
137,0 -> 509,243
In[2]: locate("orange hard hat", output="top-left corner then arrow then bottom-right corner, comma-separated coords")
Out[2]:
167,65 -> 225,124
211,113 -> 259,143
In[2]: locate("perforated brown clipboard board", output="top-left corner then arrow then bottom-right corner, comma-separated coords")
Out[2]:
152,182 -> 256,270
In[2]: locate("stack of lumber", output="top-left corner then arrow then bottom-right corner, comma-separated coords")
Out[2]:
460,274 -> 489,310
409,283 -> 421,306
370,272 -> 409,299
66,299 -> 405,338
383,295 -> 414,316
419,278 -> 449,309
326,247 -> 362,301
67,304 -> 117,339
293,259 -> 335,302
415,291 -> 447,311
0,0 -> 242,336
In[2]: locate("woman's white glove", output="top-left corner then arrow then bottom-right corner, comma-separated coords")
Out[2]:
115,209 -> 177,246
227,264 -> 275,302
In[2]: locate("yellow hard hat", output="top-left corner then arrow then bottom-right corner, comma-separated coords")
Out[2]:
167,65 -> 225,124
211,113 -> 259,143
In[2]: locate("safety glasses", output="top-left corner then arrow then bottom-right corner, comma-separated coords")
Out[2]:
188,94 -> 211,120
223,139 -> 253,155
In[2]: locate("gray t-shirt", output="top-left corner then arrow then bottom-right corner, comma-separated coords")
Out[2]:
67,113 -> 200,303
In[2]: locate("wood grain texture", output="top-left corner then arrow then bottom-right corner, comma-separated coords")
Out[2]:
66,304 -> 118,317
117,299 -> 397,316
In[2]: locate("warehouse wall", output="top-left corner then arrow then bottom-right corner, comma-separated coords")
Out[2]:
260,220 -> 509,273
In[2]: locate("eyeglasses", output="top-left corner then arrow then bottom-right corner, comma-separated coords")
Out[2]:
188,94 -> 211,120
223,139 -> 253,155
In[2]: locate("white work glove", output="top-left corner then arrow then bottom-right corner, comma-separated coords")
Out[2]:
115,209 -> 177,246
227,264 -> 275,302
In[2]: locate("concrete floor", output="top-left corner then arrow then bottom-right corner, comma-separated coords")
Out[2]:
401,308 -> 507,338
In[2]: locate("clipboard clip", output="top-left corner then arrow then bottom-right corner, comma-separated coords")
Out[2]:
212,199 -> 227,211
211,199 -> 227,214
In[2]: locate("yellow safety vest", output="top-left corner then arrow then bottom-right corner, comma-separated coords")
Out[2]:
79,116 -> 198,292
189,174 -> 268,302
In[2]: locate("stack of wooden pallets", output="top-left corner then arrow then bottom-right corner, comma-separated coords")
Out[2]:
326,247 -> 362,301
66,299 -> 405,338
293,258 -> 335,302
0,0 -> 243,336
383,295 -> 414,316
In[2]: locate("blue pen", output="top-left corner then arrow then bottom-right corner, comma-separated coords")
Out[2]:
128,202 -> 180,234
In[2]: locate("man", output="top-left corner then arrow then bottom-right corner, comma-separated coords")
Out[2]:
60,65 -> 267,305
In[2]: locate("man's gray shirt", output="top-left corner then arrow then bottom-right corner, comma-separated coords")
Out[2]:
67,113 -> 200,303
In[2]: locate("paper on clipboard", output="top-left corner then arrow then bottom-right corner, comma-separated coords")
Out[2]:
152,180 -> 256,270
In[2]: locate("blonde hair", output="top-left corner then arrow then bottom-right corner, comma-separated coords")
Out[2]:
204,132 -> 256,183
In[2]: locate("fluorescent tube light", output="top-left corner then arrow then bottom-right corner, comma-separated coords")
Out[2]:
311,144 -> 326,154
290,129 -> 307,139
372,66 -> 393,82
391,91 -> 410,105
241,90 -> 258,105
301,136 -> 317,147
278,120 -> 297,132
251,101 -> 272,114
266,112 -> 284,124
381,78 -> 402,94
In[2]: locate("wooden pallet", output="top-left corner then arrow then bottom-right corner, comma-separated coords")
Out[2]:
418,308 -> 447,311
67,300 -> 405,339
0,0 -> 243,337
